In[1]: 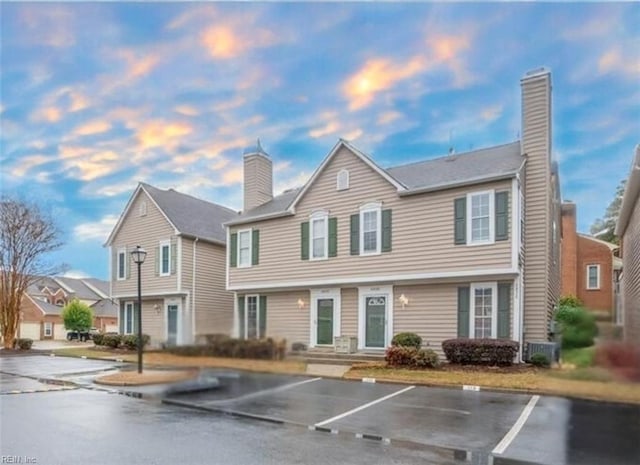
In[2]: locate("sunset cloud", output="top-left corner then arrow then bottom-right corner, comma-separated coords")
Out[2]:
74,119 -> 112,136
136,120 -> 193,149
598,46 -> 640,79
175,105 -> 199,116
200,24 -> 277,59
10,155 -> 51,177
73,214 -> 118,241
31,106 -> 62,123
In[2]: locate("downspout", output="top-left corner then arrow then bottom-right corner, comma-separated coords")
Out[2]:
192,238 -> 198,344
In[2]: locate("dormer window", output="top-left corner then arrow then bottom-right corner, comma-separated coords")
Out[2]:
139,201 -> 147,217
56,299 -> 65,306
337,169 -> 350,191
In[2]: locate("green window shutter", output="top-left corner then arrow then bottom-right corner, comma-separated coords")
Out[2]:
300,222 -> 309,260
252,229 -> 260,265
237,296 -> 245,339
119,302 -> 125,334
381,209 -> 392,252
350,214 -> 360,255
497,283 -> 511,339
170,242 -> 177,274
259,295 -> 267,338
495,192 -> 509,241
457,286 -> 470,337
328,218 -> 338,257
229,233 -> 238,268
454,198 -> 466,245
154,246 -> 160,276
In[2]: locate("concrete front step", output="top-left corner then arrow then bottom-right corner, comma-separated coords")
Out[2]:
302,357 -> 383,366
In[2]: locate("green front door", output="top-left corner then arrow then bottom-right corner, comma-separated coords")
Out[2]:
365,296 -> 386,348
317,299 -> 334,345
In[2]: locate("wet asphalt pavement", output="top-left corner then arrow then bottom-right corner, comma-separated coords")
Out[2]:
1,354 -> 639,465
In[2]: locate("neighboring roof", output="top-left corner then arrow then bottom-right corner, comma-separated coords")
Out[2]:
105,183 -> 238,245
54,277 -> 102,300
615,145 -> 640,236
28,295 -> 65,315
90,299 -> 118,317
25,276 -> 109,315
227,140 -> 523,226
577,233 -> 619,251
82,278 -> 109,298
388,141 -> 523,194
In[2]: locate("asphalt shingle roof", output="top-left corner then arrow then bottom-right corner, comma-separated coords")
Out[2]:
55,277 -> 101,300
386,142 -> 522,191
230,142 -> 522,224
141,183 -> 238,243
90,299 -> 118,317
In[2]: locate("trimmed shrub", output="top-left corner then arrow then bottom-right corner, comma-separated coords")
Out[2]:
121,334 -> 151,350
555,305 -> 597,349
442,338 -> 519,366
530,353 -> 550,368
559,295 -> 582,308
391,332 -> 422,349
164,337 -> 286,360
17,338 -> 33,350
385,346 -> 440,368
595,342 -> 640,382
291,342 -> 308,352
92,333 -> 104,346
102,334 -> 122,349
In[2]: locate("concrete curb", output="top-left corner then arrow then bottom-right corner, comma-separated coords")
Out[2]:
0,386 -> 77,395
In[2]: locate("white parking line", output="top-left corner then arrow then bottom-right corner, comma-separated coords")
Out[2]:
213,377 -> 322,404
315,385 -> 415,427
492,395 -> 540,455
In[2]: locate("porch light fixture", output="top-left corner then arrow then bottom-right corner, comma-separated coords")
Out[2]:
154,304 -> 160,315
130,245 -> 147,374
297,298 -> 305,310
398,294 -> 409,309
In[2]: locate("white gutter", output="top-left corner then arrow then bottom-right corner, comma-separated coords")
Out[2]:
192,237 -> 198,343
224,210 -> 294,227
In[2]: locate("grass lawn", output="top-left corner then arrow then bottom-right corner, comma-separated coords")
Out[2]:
561,346 -> 596,368
95,369 -> 198,386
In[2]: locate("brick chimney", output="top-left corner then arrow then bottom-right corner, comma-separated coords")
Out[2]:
243,139 -> 273,212
561,202 -> 578,296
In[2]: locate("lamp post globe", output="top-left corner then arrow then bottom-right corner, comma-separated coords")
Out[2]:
131,245 -> 147,374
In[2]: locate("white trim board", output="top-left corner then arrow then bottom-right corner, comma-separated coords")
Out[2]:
229,268 -> 519,291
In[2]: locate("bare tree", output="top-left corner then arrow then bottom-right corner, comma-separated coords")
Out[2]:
0,197 -> 64,349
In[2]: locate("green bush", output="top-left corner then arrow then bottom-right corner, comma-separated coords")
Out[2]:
102,334 -> 122,349
17,338 -> 33,350
412,348 -> 440,368
92,333 -> 104,346
391,332 -> 422,349
530,353 -> 550,368
559,295 -> 582,308
385,346 -> 440,368
442,338 -> 519,366
555,305 -> 597,349
121,334 -> 151,350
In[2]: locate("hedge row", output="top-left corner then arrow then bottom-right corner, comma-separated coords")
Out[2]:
93,333 -> 150,350
442,338 -> 518,366
166,335 -> 286,360
385,346 -> 439,368
16,338 -> 33,350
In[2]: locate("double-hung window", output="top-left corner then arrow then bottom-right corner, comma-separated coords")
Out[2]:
310,212 -> 328,260
44,322 -> 52,337
470,283 -> 497,338
238,230 -> 252,268
360,203 -> 381,255
587,265 -> 600,290
117,248 -> 127,280
159,240 -> 171,276
468,191 -> 494,244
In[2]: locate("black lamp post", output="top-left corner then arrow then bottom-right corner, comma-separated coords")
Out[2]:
130,245 -> 147,374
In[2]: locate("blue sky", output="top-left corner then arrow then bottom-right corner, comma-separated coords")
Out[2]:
1,2 -> 638,280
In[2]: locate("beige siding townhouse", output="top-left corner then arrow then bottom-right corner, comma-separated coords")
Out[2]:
615,145 -> 640,342
105,183 -> 238,347
226,68 -> 561,359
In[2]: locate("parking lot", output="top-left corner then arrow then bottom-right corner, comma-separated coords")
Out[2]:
2,355 -> 639,465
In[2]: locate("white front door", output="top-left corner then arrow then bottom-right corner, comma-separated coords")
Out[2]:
358,286 -> 393,350
310,289 -> 341,348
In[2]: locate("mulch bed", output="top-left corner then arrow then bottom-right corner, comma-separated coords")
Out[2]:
352,360 -> 538,374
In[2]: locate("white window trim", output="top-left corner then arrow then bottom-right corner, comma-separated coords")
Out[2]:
309,211 -> 329,261
159,240 -> 171,277
44,321 -> 53,337
309,288 -> 341,348
357,285 -> 393,350
469,282 -> 498,339
337,169 -> 350,191
123,301 -> 135,335
467,190 -> 495,246
242,294 -> 262,339
586,264 -> 601,290
359,202 -> 382,256
117,247 -> 127,281
237,229 -> 253,268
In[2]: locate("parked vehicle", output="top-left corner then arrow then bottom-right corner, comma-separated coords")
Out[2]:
66,328 -> 98,342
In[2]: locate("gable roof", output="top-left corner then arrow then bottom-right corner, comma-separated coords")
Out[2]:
389,141 -> 523,195
227,139 -> 524,226
26,294 -> 65,316
105,183 -> 238,246
90,298 -> 118,317
54,277 -> 104,300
